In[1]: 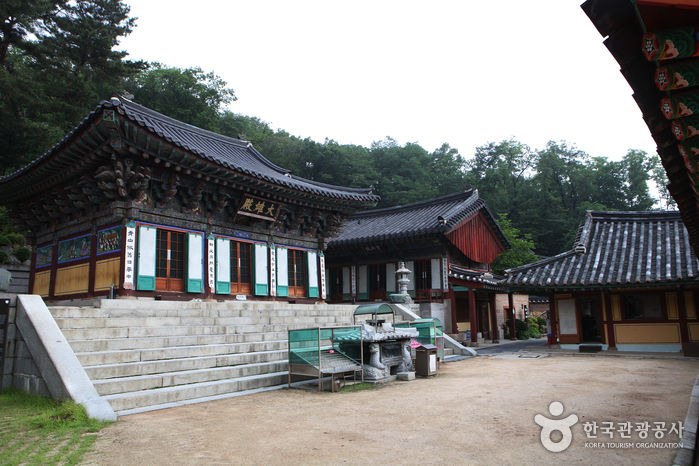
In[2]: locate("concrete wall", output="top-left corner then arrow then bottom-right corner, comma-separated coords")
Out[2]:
494,294 -> 530,322
2,293 -> 50,396
419,300 -> 451,333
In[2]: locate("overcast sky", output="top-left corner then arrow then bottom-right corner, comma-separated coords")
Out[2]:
118,0 -> 658,162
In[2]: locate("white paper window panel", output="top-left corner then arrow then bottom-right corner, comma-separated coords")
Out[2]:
558,299 -> 578,335
358,265 -> 368,294
386,262 -> 396,292
188,234 -> 204,281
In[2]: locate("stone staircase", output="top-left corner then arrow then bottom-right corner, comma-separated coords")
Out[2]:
47,299 -> 382,416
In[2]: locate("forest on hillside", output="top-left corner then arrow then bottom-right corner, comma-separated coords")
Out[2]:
0,1 -> 673,262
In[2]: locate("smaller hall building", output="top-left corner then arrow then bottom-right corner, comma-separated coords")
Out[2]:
503,210 -> 699,353
324,190 -> 513,344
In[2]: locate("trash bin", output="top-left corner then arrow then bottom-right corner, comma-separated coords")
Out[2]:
415,344 -> 438,377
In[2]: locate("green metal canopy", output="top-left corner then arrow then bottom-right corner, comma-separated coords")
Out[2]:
353,303 -> 394,315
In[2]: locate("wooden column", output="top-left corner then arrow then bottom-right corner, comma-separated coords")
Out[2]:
508,292 -> 516,340
447,288 -> 458,334
677,286 -> 690,345
548,292 -> 558,345
469,287 -> 478,344
604,291 -> 616,349
489,293 -> 499,343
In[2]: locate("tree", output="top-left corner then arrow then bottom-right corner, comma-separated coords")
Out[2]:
369,138 -> 438,208
620,149 -> 655,210
647,154 -> 676,209
0,0 -> 144,172
430,143 -> 469,196
465,139 -> 536,225
124,63 -> 236,132
491,214 -> 538,275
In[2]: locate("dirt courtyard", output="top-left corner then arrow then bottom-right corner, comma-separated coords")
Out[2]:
83,354 -> 698,466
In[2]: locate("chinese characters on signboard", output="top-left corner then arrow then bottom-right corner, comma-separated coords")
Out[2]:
123,226 -> 136,290
207,237 -> 215,291
236,195 -> 282,221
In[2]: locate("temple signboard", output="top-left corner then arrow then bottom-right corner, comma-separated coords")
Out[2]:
236,195 -> 282,222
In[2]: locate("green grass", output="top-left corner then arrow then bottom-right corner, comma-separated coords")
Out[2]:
339,382 -> 383,393
0,389 -> 113,466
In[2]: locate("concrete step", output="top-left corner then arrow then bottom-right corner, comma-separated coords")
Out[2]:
45,300 -> 368,415
68,331 -> 289,353
76,340 -> 287,366
85,350 -> 289,382
93,360 -> 288,395
103,371 -> 288,412
113,384 -> 285,416
84,350 -> 288,380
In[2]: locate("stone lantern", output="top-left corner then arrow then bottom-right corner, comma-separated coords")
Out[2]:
395,261 -> 412,297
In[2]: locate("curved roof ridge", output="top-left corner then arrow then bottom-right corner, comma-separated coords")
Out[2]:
350,189 -> 476,218
505,250 -> 576,275
119,98 -> 291,175
287,174 -> 375,195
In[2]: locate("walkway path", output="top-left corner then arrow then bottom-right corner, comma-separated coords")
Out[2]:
83,350 -> 698,465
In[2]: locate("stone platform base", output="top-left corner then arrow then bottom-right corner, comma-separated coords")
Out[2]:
363,375 -> 397,384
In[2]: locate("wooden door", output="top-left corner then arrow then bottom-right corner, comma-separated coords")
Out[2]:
478,302 -> 490,340
368,263 -> 386,300
288,249 -> 307,298
230,241 -> 252,295
156,230 -> 185,292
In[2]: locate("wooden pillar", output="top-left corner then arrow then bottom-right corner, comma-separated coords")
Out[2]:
508,292 -> 516,340
603,291 -> 616,349
469,287 -> 478,344
447,289 -> 458,334
677,286 -> 690,345
489,293 -> 499,343
548,292 -> 557,345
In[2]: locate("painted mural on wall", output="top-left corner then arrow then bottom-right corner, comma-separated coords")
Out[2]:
98,226 -> 122,255
36,245 -> 53,268
58,235 -> 91,264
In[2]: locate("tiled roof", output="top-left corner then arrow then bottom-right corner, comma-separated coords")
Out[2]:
115,98 -> 379,203
449,264 -> 502,288
0,97 -> 379,205
328,189 -> 509,248
502,210 -> 699,290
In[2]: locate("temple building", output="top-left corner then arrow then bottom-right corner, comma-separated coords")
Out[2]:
324,189 -> 513,343
502,210 -> 699,353
0,96 -> 379,302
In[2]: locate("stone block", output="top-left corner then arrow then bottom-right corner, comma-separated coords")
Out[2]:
396,372 -> 415,381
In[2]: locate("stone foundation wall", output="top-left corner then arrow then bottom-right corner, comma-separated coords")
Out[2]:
2,293 -> 50,396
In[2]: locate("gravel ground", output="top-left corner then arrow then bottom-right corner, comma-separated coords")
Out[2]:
82,353 -> 698,466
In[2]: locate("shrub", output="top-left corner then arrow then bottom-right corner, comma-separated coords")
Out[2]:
0,236 -> 11,247
527,317 -> 543,339
8,232 -> 25,245
14,246 -> 31,263
0,250 -> 10,265
513,318 -> 529,339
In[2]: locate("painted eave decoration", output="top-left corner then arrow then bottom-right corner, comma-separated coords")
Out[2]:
502,210 -> 699,292
582,0 -> 699,257
0,96 -> 380,211
327,189 -> 511,263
